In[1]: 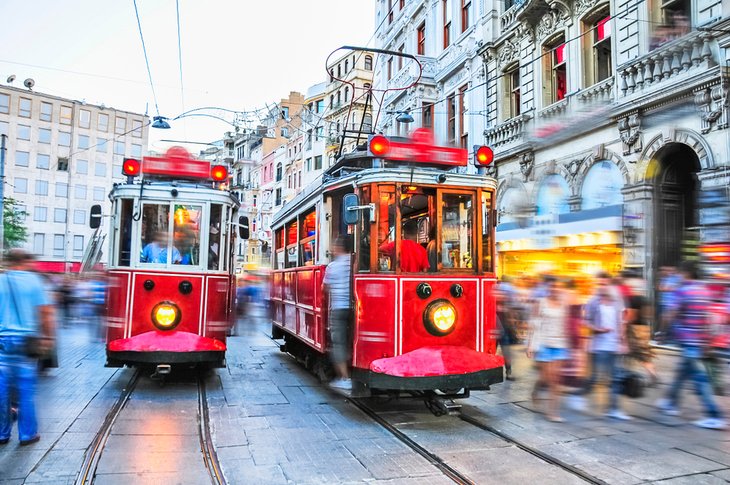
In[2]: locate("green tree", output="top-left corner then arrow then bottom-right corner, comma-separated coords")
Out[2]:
3,197 -> 29,249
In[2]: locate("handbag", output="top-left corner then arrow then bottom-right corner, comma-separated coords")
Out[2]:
618,368 -> 645,398
5,273 -> 47,359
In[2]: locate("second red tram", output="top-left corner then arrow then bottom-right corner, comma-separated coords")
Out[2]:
268,130 -> 504,407
96,147 -> 241,369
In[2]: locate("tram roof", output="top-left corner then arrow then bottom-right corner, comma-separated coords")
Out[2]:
110,180 -> 240,207
272,150 -> 496,227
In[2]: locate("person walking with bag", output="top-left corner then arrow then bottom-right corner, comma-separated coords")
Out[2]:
0,249 -> 56,445
527,275 -> 570,422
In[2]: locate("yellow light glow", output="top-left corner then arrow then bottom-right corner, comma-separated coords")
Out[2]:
433,304 -> 456,332
153,303 -> 179,329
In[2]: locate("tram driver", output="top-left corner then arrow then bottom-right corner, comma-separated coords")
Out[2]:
141,231 -> 183,264
379,222 -> 429,272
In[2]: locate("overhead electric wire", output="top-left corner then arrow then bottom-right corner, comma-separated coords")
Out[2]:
175,0 -> 186,125
132,0 -> 162,117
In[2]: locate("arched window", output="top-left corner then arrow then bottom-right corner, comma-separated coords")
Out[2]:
498,187 -> 526,224
329,95 -> 334,108
337,91 -> 341,106
364,55 -> 373,70
329,69 -> 334,82
345,59 -> 349,72
581,160 -> 623,209
337,64 -> 342,77
276,163 -> 283,182
344,87 -> 349,102
536,175 -> 570,215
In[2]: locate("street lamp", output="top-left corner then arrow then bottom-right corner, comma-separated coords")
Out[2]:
151,116 -> 171,129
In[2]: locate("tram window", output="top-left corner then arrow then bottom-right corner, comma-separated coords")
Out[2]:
117,199 -> 134,267
275,228 -> 285,270
441,193 -> 475,270
173,204 -> 202,265
140,204 -> 176,264
482,191 -> 494,273
221,206 -> 230,272
300,209 -> 316,266
209,204 -> 223,270
399,186 -> 436,273
376,186 -> 396,272
285,220 -> 298,268
358,185 -> 371,271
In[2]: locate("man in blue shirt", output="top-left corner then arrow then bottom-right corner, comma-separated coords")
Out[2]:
141,231 -> 182,264
0,249 -> 55,445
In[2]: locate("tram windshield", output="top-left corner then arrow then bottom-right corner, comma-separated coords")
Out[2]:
362,184 -> 492,274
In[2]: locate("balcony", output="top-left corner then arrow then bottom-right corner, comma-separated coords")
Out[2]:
577,76 -> 615,104
537,98 -> 569,120
484,114 -> 530,148
617,31 -> 716,99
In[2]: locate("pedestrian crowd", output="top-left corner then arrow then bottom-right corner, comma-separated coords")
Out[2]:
0,250 -> 109,446
497,261 -> 728,429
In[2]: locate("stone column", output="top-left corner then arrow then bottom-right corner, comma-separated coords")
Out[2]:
621,182 -> 653,281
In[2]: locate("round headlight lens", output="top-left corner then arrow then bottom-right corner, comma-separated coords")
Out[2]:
151,302 -> 181,330
423,299 -> 457,336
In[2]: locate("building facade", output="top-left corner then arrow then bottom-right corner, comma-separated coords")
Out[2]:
374,0 -> 487,159
0,84 -> 149,270
482,0 -> 730,290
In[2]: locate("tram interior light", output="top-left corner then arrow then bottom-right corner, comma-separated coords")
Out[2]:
123,158 -> 141,177
369,135 -> 390,157
211,165 -> 228,181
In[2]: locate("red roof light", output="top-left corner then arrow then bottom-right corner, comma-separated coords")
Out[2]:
369,135 -> 390,157
475,146 -> 494,166
211,165 -> 228,182
122,158 -> 141,176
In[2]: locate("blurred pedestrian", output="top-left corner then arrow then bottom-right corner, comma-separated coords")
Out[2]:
621,270 -> 658,385
657,265 -> 682,343
89,273 -> 107,340
496,278 -> 518,380
323,236 -> 353,391
0,249 -> 56,445
656,261 -> 726,430
579,272 -> 631,420
527,275 -> 570,422
58,276 -> 75,326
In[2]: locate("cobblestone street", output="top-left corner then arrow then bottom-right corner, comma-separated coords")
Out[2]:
1,316 -> 729,484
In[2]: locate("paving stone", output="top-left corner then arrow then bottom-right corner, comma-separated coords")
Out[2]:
93,471 -> 212,485
221,458 -> 288,485
652,473 -> 730,484
94,451 -> 204,475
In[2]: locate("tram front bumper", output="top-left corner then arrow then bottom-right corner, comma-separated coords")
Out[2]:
355,345 -> 505,392
107,330 -> 226,365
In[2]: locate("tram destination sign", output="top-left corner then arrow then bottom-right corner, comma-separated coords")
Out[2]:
369,129 -> 468,167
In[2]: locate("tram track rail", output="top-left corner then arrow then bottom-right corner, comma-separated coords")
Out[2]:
458,412 -> 607,485
350,397 -> 607,485
349,398 -> 476,485
74,368 -> 227,485
74,368 -> 141,485
197,373 -> 227,485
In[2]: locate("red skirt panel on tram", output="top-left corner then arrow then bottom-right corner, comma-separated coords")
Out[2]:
271,266 -> 327,352
271,268 -> 504,392
105,269 -> 233,366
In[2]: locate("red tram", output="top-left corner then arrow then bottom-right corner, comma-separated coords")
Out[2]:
268,129 -> 504,409
95,147 -> 242,370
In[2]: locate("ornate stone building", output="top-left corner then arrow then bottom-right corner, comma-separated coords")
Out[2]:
479,0 -> 730,288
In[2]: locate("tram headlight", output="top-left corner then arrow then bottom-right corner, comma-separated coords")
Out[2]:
423,299 -> 457,336
151,302 -> 181,331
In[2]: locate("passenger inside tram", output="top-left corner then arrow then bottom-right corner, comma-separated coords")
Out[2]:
141,231 -> 182,264
379,222 -> 430,273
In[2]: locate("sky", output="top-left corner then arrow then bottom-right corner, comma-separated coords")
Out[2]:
0,0 -> 375,152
